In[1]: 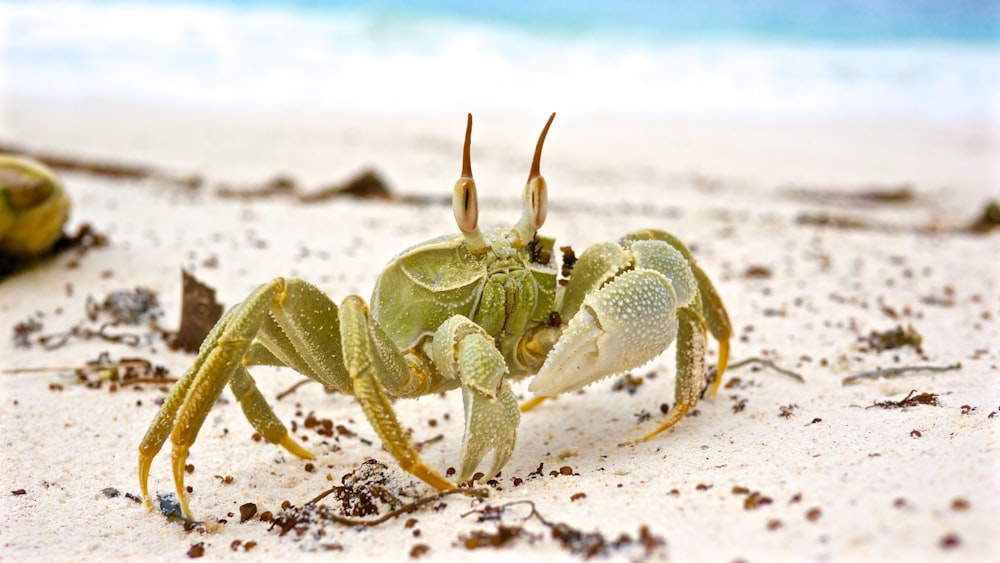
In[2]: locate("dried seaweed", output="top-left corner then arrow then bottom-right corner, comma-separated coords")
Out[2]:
785,184 -> 915,205
861,325 -> 922,353
217,169 -> 395,202
17,286 -> 163,349
611,373 -> 645,395
0,141 -> 201,188
461,500 -> 666,560
86,287 -> 162,325
966,200 -> 1000,233
1,351 -> 174,391
866,389 -> 940,409
270,460 -> 487,536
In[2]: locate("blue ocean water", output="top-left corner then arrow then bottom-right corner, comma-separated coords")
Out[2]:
2,0 -> 998,120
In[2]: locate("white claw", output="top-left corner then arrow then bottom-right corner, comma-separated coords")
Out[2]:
458,383 -> 519,482
529,269 -> 678,396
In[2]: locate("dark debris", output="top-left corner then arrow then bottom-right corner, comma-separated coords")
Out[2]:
461,500 -> 666,560
862,325 -> 922,353
867,390 -> 940,410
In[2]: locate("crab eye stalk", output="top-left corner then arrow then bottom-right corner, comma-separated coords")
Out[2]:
513,112 -> 554,246
453,114 -> 489,253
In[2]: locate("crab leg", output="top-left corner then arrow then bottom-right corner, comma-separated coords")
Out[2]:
140,281 -> 308,518
139,278 -> 352,518
620,307 -> 707,445
337,295 -> 455,491
431,315 -> 520,482
623,229 -> 732,394
138,304 -> 237,508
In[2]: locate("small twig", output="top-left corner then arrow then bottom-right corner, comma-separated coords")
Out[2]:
305,487 -> 488,527
1,360 -> 164,377
460,499 -> 667,557
119,377 -> 179,386
865,389 -> 940,409
726,357 -> 806,383
276,378 -> 313,401
0,141 -> 201,188
2,365 -> 90,375
414,433 -> 445,451
35,322 -> 143,350
842,362 -> 962,386
462,499 -> 548,524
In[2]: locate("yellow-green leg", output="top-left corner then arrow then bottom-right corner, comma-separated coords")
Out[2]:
691,264 -> 730,396
337,295 -> 455,491
621,307 -> 707,445
519,396 -> 547,412
138,305 -> 238,508
138,278 -> 352,519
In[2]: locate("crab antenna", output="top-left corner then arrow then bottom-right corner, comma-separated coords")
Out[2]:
453,113 -> 489,253
513,112 -> 554,245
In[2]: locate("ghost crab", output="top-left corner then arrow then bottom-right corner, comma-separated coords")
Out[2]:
139,113 -> 731,519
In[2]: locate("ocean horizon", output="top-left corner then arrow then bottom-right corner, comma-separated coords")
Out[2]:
2,0 -> 998,121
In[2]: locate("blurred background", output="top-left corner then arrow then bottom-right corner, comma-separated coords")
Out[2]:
1,0 -> 998,121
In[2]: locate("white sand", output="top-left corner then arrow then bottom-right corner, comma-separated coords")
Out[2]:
1,98 -> 998,562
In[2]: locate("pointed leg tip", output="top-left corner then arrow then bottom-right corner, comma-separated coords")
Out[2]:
138,452 -> 154,499
519,396 -> 547,413
705,341 -> 730,398
423,471 -> 458,492
279,434 -> 316,460
718,340 -> 730,377
706,371 -> 723,398
623,401 -> 693,446
170,445 -> 195,520
405,461 -> 456,491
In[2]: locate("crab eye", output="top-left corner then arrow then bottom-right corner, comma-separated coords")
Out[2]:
453,114 -> 488,253
453,176 -> 479,234
513,112 -> 554,244
524,175 -> 547,231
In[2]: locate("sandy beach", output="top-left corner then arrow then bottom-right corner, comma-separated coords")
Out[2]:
1,96 -> 998,562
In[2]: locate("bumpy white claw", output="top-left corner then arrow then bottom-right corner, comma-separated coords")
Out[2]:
530,269 -> 678,396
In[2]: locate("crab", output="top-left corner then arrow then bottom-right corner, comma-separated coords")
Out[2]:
138,113 -> 731,519
0,154 -> 70,260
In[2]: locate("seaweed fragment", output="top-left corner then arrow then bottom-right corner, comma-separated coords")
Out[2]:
867,389 -> 940,410
217,169 -> 395,202
269,460 -> 487,539
2,351 -> 174,391
862,325 -> 922,353
461,525 -> 533,550
461,500 -> 666,559
86,287 -> 162,325
12,285 -> 161,349
967,200 -> 1000,233
785,184 -> 915,205
795,213 -> 871,230
560,245 -> 577,277
611,373 -> 645,395
0,142 -> 202,188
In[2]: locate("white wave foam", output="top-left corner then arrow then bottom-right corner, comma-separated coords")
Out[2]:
2,1 -> 997,121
